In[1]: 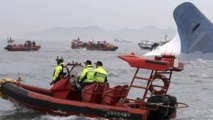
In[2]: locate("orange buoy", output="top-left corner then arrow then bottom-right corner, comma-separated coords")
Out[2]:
129,51 -> 135,55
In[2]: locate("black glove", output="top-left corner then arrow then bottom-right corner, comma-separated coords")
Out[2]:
50,81 -> 54,85
71,74 -> 75,77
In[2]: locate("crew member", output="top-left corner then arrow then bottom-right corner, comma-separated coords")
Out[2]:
78,60 -> 95,89
94,61 -> 108,83
50,56 -> 65,85
32,41 -> 36,46
150,42 -> 159,51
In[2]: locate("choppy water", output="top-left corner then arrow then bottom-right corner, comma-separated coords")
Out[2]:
0,39 -> 213,120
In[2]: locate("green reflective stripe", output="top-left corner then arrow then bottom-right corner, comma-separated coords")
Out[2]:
95,73 -> 107,78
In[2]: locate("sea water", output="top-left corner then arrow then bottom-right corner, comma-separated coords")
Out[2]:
0,39 -> 213,120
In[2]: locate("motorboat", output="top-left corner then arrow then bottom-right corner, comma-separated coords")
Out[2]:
71,38 -> 118,51
4,38 -> 41,51
138,35 -> 170,50
0,55 -> 188,120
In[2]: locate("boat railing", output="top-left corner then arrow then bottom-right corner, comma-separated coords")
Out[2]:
121,62 -> 177,109
121,96 -> 188,111
142,101 -> 189,111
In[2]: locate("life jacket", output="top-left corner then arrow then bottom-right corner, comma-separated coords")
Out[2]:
94,66 -> 108,83
79,65 -> 95,83
53,63 -> 65,83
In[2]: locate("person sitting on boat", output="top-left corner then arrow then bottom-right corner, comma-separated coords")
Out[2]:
50,56 -> 65,85
94,61 -> 108,83
78,60 -> 95,89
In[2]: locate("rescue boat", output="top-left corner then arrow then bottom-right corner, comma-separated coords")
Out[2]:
4,38 -> 41,51
71,38 -> 118,51
0,55 -> 188,120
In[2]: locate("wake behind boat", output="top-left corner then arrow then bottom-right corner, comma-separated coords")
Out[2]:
0,55 -> 188,120
4,37 -> 41,51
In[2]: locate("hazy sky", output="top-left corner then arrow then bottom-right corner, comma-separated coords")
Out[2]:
0,0 -> 213,37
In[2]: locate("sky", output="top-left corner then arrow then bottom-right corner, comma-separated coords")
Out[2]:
0,0 -> 213,38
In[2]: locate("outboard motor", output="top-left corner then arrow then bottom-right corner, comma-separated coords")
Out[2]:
146,95 -> 170,120
165,95 -> 177,119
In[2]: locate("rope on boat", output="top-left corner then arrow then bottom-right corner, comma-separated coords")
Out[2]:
144,101 -> 189,111
0,78 -> 16,98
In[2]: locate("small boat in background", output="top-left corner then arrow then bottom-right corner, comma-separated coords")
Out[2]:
138,40 -> 154,50
138,35 -> 170,50
87,40 -> 118,51
113,37 -> 132,43
71,38 -> 118,51
71,37 -> 88,49
4,37 -> 41,51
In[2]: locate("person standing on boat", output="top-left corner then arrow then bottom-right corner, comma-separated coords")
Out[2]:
78,60 -> 95,89
150,42 -> 159,51
94,61 -> 108,83
50,56 -> 65,85
32,41 -> 36,46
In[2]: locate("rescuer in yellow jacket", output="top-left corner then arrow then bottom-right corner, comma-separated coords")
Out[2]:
94,61 -> 108,83
78,60 -> 95,89
50,56 -> 65,85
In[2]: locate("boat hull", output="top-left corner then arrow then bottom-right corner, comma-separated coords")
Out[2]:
138,44 -> 152,50
174,2 -> 213,53
87,46 -> 118,51
4,45 -> 41,51
1,83 -> 148,119
138,41 -> 153,50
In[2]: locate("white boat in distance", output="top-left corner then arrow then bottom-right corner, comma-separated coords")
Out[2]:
138,34 -> 170,50
143,32 -> 181,57
113,38 -> 132,43
138,40 -> 154,50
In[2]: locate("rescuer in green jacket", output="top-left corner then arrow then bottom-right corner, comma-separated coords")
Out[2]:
94,61 -> 108,83
78,60 -> 95,89
50,56 -> 65,85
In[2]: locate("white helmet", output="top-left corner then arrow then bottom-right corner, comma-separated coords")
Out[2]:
56,56 -> 64,62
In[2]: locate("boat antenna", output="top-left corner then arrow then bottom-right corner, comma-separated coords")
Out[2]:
165,34 -> 168,41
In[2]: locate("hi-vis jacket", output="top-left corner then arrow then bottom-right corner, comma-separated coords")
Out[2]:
94,66 -> 108,83
78,65 -> 95,83
52,62 -> 65,82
